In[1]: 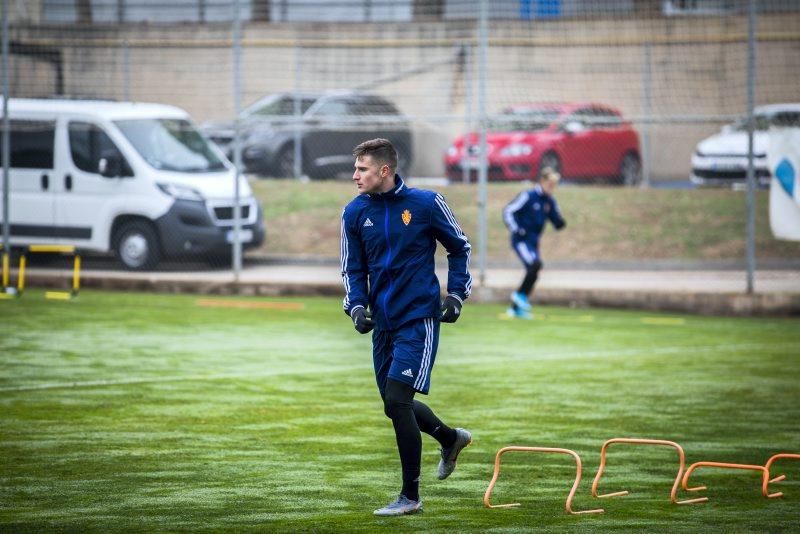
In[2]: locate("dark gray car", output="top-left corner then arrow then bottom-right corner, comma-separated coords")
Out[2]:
202,91 -> 413,179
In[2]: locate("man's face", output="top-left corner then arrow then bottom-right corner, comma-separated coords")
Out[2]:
541,179 -> 557,195
353,154 -> 392,194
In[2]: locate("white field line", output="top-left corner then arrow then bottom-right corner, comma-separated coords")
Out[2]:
0,342 -> 797,393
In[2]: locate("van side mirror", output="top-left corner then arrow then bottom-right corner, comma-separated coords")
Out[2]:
98,152 -> 122,178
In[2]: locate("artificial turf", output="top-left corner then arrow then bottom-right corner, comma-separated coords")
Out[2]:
1,290 -> 799,532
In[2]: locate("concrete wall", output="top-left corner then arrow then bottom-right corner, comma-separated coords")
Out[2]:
6,14 -> 799,179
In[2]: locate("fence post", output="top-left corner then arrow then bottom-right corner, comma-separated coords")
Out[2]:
232,0 -> 243,278
641,41 -> 652,188
745,0 -> 757,294
293,42 -> 303,179
476,0 -> 489,290
1,0 -> 9,258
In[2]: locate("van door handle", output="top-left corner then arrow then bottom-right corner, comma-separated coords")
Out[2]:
65,174 -> 73,191
41,174 -> 49,190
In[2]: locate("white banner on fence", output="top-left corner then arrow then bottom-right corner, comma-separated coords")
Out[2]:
768,127 -> 800,241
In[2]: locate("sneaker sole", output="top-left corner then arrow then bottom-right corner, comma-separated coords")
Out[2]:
373,506 -> 423,517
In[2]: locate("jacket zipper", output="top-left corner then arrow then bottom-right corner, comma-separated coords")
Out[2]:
382,198 -> 393,328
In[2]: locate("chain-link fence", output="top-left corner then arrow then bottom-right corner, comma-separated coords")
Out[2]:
2,0 -> 799,276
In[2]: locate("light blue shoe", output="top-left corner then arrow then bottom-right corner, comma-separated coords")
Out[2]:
373,494 -> 423,516
509,307 -> 532,320
437,428 -> 472,480
511,291 -> 532,311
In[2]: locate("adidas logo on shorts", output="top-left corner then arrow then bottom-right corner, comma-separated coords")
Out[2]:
402,368 -> 414,378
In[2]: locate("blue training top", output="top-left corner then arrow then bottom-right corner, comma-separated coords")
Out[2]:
340,174 -> 472,331
503,184 -> 566,244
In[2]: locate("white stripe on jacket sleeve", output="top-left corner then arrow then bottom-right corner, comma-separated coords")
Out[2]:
503,191 -> 528,234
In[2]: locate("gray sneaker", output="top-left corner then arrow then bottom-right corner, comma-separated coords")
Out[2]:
437,428 -> 472,480
373,494 -> 423,516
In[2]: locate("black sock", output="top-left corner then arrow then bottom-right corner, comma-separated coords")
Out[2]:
519,271 -> 538,296
384,380 -> 421,502
518,261 -> 541,296
392,416 -> 420,502
413,399 -> 457,448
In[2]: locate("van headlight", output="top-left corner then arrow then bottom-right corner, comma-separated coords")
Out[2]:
157,182 -> 205,201
500,143 -> 533,157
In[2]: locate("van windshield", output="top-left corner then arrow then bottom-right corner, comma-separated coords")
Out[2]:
115,118 -> 227,173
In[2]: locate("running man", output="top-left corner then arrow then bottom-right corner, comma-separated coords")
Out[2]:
340,138 -> 473,516
503,167 -> 566,319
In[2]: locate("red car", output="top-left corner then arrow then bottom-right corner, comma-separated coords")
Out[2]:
444,102 -> 641,185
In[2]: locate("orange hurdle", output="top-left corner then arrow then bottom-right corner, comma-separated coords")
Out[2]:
483,446 -> 604,515
591,438 -> 707,505
681,461 -> 783,501
764,453 -> 800,497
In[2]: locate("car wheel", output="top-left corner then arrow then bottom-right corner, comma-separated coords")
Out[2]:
275,145 -> 300,178
619,153 -> 642,186
114,220 -> 160,271
538,152 -> 561,177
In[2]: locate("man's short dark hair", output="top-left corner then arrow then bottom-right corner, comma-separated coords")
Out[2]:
353,138 -> 398,172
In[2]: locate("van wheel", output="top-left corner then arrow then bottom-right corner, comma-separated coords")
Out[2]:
115,221 -> 160,271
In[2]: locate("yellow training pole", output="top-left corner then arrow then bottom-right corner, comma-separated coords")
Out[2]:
17,254 -> 26,293
1,251 -> 8,289
72,255 -> 81,294
45,291 -> 72,300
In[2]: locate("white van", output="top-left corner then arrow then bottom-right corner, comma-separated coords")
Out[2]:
0,98 -> 265,270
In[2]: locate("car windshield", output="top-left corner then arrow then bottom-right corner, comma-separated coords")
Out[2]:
731,114 -> 771,132
246,96 -> 316,117
115,118 -> 226,173
490,109 -> 560,132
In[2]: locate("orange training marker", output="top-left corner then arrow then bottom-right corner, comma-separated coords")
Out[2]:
195,298 -> 304,310
483,446 -> 604,515
591,438 -> 707,505
681,461 -> 782,501
764,453 -> 800,497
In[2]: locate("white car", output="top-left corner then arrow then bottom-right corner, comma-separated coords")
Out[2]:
691,103 -> 800,187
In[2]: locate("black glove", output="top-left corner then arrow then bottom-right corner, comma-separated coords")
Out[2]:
352,307 -> 375,334
554,219 -> 566,230
440,295 -> 463,323
515,228 -> 527,237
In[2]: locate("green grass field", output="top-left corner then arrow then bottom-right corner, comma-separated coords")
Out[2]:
1,291 -> 799,532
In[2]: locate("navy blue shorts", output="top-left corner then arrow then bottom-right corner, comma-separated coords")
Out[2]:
511,237 -> 540,267
372,317 -> 439,396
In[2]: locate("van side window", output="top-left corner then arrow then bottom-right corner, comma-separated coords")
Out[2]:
0,120 -> 56,169
68,121 -> 131,176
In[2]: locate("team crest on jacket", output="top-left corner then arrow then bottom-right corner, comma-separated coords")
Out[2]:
402,209 -> 412,226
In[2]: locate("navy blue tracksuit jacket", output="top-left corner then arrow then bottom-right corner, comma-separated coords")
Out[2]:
503,184 -> 566,253
340,175 -> 472,331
